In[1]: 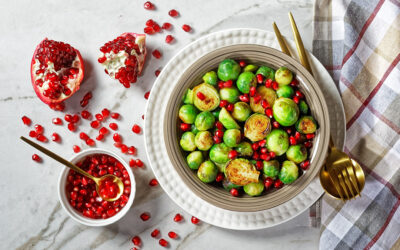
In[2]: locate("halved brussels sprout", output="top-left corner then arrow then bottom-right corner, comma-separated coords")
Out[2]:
236,72 -> 257,93
273,97 -> 299,126
286,145 -> 307,164
195,131 -> 214,151
219,107 -> 240,129
279,160 -> 299,184
263,160 -> 280,179
209,143 -> 231,164
225,158 -> 259,186
182,89 -> 194,104
275,67 -> 293,86
256,66 -> 275,80
243,64 -> 258,72
195,111 -> 215,131
243,180 -> 264,196
223,129 -> 241,147
217,59 -> 241,81
180,132 -> 197,151
179,104 -> 198,124
299,100 -> 309,114
250,86 -> 277,113
197,161 -> 218,183
276,85 -> 294,98
232,102 -> 251,122
222,178 -> 242,191
235,142 -> 253,157
266,129 -> 289,156
220,87 -> 240,103
244,114 -> 271,142
202,71 -> 218,86
193,83 -> 220,111
296,116 -> 317,134
186,151 -> 204,170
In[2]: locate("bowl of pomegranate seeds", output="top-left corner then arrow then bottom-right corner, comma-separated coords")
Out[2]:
58,148 -> 135,226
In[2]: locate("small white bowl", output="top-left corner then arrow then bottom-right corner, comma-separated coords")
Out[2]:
58,148 -> 136,226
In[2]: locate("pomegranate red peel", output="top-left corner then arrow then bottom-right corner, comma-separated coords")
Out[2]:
31,38 -> 84,106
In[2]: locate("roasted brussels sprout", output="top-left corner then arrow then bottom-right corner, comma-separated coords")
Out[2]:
275,67 -> 293,86
180,131 -> 197,151
202,71 -> 218,86
296,116 -> 317,134
220,87 -> 240,103
244,180 -> 264,196
235,142 -> 254,157
186,151 -> 204,170
256,66 -> 275,80
212,109 -> 220,119
223,129 -> 241,147
195,131 -> 214,151
219,107 -> 240,129
214,161 -> 226,173
279,160 -> 299,184
298,100 -> 309,114
225,158 -> 259,186
266,129 -> 289,156
286,145 -> 307,164
197,160 -> 218,183
244,114 -> 271,142
243,64 -> 258,72
193,83 -> 220,111
222,178 -> 242,191
179,104 -> 198,124
263,160 -> 280,179
276,85 -> 294,98
191,124 -> 199,135
250,86 -> 277,113
209,143 -> 231,164
217,59 -> 241,81
232,102 -> 251,122
195,111 -> 215,131
182,89 -> 194,104
272,97 -> 299,126
236,72 -> 257,93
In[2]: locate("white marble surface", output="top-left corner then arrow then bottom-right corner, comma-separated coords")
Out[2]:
0,0 -> 319,249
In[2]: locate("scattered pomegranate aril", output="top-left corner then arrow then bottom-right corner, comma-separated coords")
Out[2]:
132,124 -> 141,134
151,229 -> 160,238
253,94 -> 262,104
219,100 -> 228,108
96,134 -> 104,141
36,134 -> 48,142
168,231 -> 178,239
165,35 -> 174,44
101,108 -> 110,118
289,136 -> 297,145
293,96 -> 300,104
72,114 -> 80,123
80,132 -> 89,140
135,159 -> 144,167
129,159 -> 136,167
213,135 -> 222,144
29,130 -> 37,138
113,133 -> 122,143
259,139 -> 266,147
146,19 -> 155,27
218,81 -> 224,89
149,178 -> 158,186
155,70 -> 161,76
162,22 -> 172,30
265,79 -> 273,88
174,213 -> 183,222
32,154 -> 41,162
226,103 -> 234,112
239,94 -> 250,102
64,114 -> 72,122
34,124 -> 44,134
249,86 -> 256,97
252,151 -> 260,160
260,147 -> 268,154
223,80 -> 233,88
128,146 -> 136,155
304,141 -> 312,148
272,81 -> 279,90
269,151 -> 276,158
168,9 -> 179,17
251,142 -> 260,151
274,179 -> 283,189
143,1 -> 154,10
216,172 -> 224,182
272,121 -> 280,128
22,116 -> 32,126
67,123 -> 76,132
260,154 -> 271,161
261,99 -> 270,109
265,108 -> 273,118
182,24 -> 191,32
95,114 -> 103,121
230,188 -> 239,197
256,161 -> 263,171
256,74 -> 264,84
295,132 -> 301,140
215,121 -> 224,130
49,102 -> 65,111
109,123 -> 118,130
239,60 -> 246,67
300,160 -> 310,170
90,120 -> 100,129
306,133 -> 315,139
140,212 -> 150,221
52,117 -> 63,125
73,145 -> 81,153
159,238 -> 169,247
295,90 -> 304,98
144,91 -> 150,99
81,110 -> 91,120
215,129 -> 224,138
286,128 -> 293,135
132,236 -> 141,246
290,79 -> 299,86
228,150 -> 238,159
86,139 -> 95,146
152,49 -> 161,59
110,112 -> 120,119
144,26 -> 156,35
264,177 -> 274,189
52,133 -> 60,142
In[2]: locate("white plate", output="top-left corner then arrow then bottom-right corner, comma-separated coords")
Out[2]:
144,28 -> 345,230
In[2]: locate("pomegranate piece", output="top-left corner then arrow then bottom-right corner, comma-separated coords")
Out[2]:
165,35 -> 174,44
162,22 -> 172,30
168,231 -> 178,239
140,212 -> 150,221
191,216 -> 200,224
168,9 -> 179,17
228,150 -> 237,159
109,123 -> 118,130
22,116 -> 32,126
73,145 -> 81,153
32,154 -> 41,162
132,124 -> 141,134
143,1 -> 154,10
149,178 -> 158,186
52,117 -> 63,125
152,49 -> 161,59
31,39 -> 84,107
132,236 -> 141,246
174,213 -> 183,222
159,239 -> 169,247
98,33 -> 147,88
182,24 -> 191,32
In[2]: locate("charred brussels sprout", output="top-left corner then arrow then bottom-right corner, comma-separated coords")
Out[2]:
182,89 -> 194,104
272,97 -> 299,126
202,71 -> 218,86
193,83 -> 220,111
222,178 -> 242,191
209,143 -> 231,164
235,142 -> 253,157
223,129 -> 241,147
256,66 -> 275,80
195,111 -> 215,131
275,67 -> 293,86
266,129 -> 289,156
244,114 -> 271,142
279,160 -> 299,184
180,132 -> 197,151
243,64 -> 258,72
263,160 -> 280,179
232,102 -> 251,122
225,158 -> 259,186
295,116 -> 317,134
298,100 -> 309,114
250,86 -> 277,113
186,151 -> 204,170
217,59 -> 241,81
179,104 -> 198,124
195,131 -> 214,151
197,161 -> 218,183
244,180 -> 264,196
220,87 -> 240,103
286,145 -> 307,164
219,107 -> 240,129
276,85 -> 294,98
236,72 -> 257,94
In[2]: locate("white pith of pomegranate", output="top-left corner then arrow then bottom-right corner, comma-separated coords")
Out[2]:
31,39 -> 84,107
98,33 -> 147,88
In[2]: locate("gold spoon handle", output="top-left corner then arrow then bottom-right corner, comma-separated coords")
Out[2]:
20,136 -> 97,182
273,22 -> 292,56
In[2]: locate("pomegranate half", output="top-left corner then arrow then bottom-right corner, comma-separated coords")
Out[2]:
31,38 -> 84,108
98,33 -> 147,88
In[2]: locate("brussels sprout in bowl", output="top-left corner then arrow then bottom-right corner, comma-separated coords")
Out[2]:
162,44 -> 329,212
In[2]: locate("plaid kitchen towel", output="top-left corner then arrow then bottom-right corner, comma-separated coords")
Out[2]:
312,0 -> 400,249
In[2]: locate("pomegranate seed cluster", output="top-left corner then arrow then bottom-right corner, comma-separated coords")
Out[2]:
66,154 -> 131,219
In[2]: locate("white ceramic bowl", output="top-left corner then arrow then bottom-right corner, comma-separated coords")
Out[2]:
58,148 -> 136,226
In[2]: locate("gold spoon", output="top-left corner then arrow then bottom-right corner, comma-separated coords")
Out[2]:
21,136 -> 124,202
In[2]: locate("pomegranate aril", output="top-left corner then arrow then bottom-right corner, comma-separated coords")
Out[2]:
143,1 -> 154,10
113,133 -> 122,143
132,236 -> 141,246
226,103 -> 234,112
191,216 -> 200,224
99,127 -> 108,135
213,135 -> 222,144
29,130 -> 37,138
146,19 -> 155,27
72,115 -> 80,123
109,123 -> 118,130
304,141 -> 313,148
96,134 -> 104,141
121,144 -> 128,153
140,212 -> 150,221
52,133 -> 60,142
144,91 -> 150,99
295,90 -> 304,98
228,150 -> 238,159
81,110 -> 91,119
215,121 -> 224,130
273,121 -> 280,128
127,146 -> 136,155
95,114 -> 103,121
272,81 -> 279,90
68,123 -> 76,132
265,79 -> 273,88
101,108 -> 110,118
216,172 -> 224,182
249,86 -> 256,97
306,133 -> 315,139
22,116 -> 32,126
80,132 -> 89,140
155,70 -> 161,76
64,114 -> 72,122
32,154 -> 41,162
110,112 -> 120,119
300,160 -> 310,170
151,229 -> 160,238
295,131 -> 301,140
86,139 -> 95,146
168,9 -> 179,17
239,94 -> 250,102
174,213 -> 183,222
252,142 -> 260,151
274,179 -> 283,189
132,124 -> 141,134
264,177 -> 274,189
261,99 -> 270,109
144,26 -> 156,35
149,178 -> 158,186
165,35 -> 174,44
230,188 -> 239,197
265,108 -> 273,118
159,239 -> 169,247
152,49 -> 161,59
256,161 -> 263,171
215,129 -> 224,138
52,117 -> 62,125
135,159 -> 144,167
36,134 -> 48,142
34,124 -> 44,134
256,74 -> 264,83
162,22 -> 172,30
219,100 -> 228,108
239,60 -> 246,67
182,24 -> 191,32
73,145 -> 81,153
129,158 -> 136,167
91,120 -> 100,129
289,136 -> 297,145
269,151 -> 276,158
153,24 -> 161,33
293,96 -> 300,104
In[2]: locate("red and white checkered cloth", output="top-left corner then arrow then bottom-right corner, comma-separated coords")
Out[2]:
313,0 -> 400,249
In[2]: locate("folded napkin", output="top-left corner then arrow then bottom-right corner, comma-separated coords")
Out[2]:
312,0 -> 400,249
